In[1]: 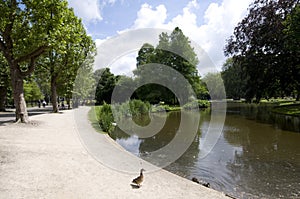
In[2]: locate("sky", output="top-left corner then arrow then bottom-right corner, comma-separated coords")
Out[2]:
68,0 -> 254,76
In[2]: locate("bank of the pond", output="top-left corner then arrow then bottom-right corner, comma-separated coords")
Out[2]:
93,100 -> 210,134
271,103 -> 300,116
225,100 -> 300,132
0,107 -> 228,198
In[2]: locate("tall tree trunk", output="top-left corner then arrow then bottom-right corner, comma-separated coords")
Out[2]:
10,68 -> 29,123
66,98 -> 71,109
0,86 -> 7,112
51,75 -> 58,113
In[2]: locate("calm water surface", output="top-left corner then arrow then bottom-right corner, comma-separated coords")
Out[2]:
110,103 -> 300,198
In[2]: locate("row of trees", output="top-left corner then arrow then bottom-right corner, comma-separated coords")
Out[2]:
223,0 -> 299,102
95,27 -> 209,105
0,0 -> 96,122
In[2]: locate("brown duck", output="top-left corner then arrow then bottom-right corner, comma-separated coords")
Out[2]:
132,169 -> 145,187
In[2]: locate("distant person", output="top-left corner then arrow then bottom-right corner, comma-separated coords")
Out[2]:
42,100 -> 46,108
38,100 -> 41,108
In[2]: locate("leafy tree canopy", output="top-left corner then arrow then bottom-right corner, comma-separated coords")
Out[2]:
95,68 -> 119,105
224,0 -> 299,102
134,27 -> 207,104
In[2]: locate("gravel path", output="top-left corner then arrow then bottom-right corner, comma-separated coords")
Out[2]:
0,107 -> 227,199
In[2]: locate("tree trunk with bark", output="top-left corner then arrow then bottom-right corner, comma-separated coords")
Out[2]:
0,86 -> 7,112
0,0 -> 48,122
51,75 -> 59,113
10,66 -> 29,123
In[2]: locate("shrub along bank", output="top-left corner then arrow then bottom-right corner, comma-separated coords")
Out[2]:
94,99 -> 209,134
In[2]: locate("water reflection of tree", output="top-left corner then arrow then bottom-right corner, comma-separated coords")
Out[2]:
165,129 -> 201,178
138,111 -> 181,153
224,116 -> 300,198
164,110 -> 208,179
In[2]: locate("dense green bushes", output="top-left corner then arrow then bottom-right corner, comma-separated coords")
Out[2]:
97,100 -> 151,133
129,99 -> 151,116
183,100 -> 210,110
96,99 -> 209,133
97,103 -> 114,133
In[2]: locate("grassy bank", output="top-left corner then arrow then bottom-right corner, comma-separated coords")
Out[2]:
271,103 -> 300,116
88,106 -> 106,134
258,99 -> 300,116
89,99 -> 210,134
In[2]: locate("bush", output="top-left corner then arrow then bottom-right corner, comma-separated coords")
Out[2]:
151,104 -> 181,112
183,100 -> 209,110
129,99 -> 151,116
98,103 -> 115,133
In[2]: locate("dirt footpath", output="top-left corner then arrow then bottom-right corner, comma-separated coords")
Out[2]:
0,107 -> 227,199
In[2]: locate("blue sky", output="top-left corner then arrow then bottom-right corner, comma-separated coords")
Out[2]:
68,0 -> 253,75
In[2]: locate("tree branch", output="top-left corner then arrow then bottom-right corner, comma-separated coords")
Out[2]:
15,45 -> 48,64
0,38 -> 6,54
3,0 -> 17,51
20,57 -> 36,77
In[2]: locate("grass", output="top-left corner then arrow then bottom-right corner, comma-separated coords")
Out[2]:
271,103 -> 300,116
88,106 -> 106,134
89,100 -> 211,134
151,105 -> 181,112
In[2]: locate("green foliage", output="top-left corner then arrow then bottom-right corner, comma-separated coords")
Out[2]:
151,104 -> 181,112
73,62 -> 96,101
95,68 -> 118,105
96,100 -> 151,133
283,4 -> 300,100
221,58 -> 246,99
113,76 -> 136,103
33,6 -> 96,111
134,27 -> 208,104
129,99 -> 151,116
0,0 -> 95,119
113,99 -> 150,117
272,104 -> 300,116
224,0 -> 299,102
23,80 -> 43,102
88,106 -> 106,134
98,103 -> 115,133
0,53 -> 10,110
183,100 -> 210,110
203,72 -> 226,100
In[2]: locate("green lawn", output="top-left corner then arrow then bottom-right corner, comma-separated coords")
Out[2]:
88,106 -> 106,134
271,103 -> 300,116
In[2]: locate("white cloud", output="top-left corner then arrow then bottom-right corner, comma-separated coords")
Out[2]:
110,52 -> 138,76
133,4 -> 167,28
68,0 -> 102,24
95,0 -> 253,75
134,0 -> 253,70
197,0 -> 253,68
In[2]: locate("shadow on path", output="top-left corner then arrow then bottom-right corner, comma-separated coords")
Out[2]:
0,106 -> 53,126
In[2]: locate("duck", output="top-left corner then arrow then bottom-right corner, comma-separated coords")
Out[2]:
192,177 -> 200,183
132,169 -> 145,187
191,177 -> 210,188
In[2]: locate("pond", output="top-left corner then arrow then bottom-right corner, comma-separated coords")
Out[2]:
109,103 -> 300,198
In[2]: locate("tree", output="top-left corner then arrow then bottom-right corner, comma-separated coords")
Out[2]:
136,43 -> 155,68
0,53 -> 10,111
72,59 -> 96,105
0,0 -> 72,122
283,4 -> 300,100
95,68 -> 118,105
23,80 -> 43,104
202,72 -> 226,100
134,27 -> 207,104
221,58 -> 246,100
36,7 -> 96,112
224,0 -> 299,102
113,76 -> 136,103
